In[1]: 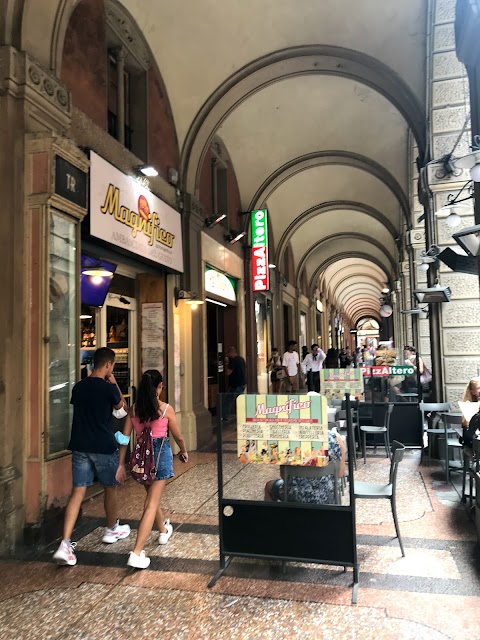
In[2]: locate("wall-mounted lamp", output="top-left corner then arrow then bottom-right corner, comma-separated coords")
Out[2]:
415,245 -> 440,272
379,304 -> 393,318
434,179 -> 473,229
413,284 -> 451,303
452,224 -> 480,257
268,263 -> 276,269
400,307 -> 429,318
455,135 -> 480,182
204,214 -> 226,228
174,287 -> 204,309
381,286 -> 390,294
136,165 -> 158,177
225,230 -> 246,244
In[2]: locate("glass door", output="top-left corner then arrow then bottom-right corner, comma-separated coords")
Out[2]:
104,292 -> 137,405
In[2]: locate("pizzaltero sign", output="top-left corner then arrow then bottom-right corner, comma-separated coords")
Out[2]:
90,152 -> 183,273
251,209 -> 269,291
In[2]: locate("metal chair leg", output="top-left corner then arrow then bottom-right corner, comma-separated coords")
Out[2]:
390,496 -> 405,557
386,431 -> 391,460
461,454 -> 468,503
362,431 -> 366,464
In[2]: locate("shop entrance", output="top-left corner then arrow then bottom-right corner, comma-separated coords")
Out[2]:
81,290 -> 137,404
207,300 -> 237,415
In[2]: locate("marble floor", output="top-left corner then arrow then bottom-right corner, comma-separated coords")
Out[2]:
1,439 -> 479,640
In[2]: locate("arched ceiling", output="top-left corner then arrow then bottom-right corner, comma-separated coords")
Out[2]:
119,0 -> 426,325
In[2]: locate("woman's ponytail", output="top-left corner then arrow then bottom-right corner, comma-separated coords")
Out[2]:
136,369 -> 163,423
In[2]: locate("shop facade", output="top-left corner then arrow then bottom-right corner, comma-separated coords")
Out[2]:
21,137 -> 185,543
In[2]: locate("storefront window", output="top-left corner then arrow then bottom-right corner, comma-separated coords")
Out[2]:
48,213 -> 77,454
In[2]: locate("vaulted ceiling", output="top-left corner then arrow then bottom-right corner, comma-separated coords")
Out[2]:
123,0 -> 428,323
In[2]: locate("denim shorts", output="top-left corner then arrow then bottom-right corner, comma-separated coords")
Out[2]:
153,437 -> 174,481
72,450 -> 118,487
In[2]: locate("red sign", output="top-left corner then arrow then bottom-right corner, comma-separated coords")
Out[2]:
360,365 -> 390,377
251,209 -> 269,291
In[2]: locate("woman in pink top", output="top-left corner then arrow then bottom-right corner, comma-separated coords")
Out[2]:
117,369 -> 188,569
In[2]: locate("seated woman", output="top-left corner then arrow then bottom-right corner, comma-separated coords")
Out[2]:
264,430 -> 346,505
460,378 -> 480,445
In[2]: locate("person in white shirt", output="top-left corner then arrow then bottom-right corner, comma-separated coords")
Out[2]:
282,340 -> 300,392
301,344 -> 326,393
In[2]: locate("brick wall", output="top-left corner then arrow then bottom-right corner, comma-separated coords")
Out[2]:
61,0 -> 107,129
148,65 -> 179,180
61,0 -> 178,174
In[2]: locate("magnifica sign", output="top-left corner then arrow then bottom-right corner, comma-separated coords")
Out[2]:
236,394 -> 329,466
90,152 -> 183,272
251,209 -> 269,291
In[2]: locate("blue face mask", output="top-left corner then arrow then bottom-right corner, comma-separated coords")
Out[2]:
115,431 -> 130,445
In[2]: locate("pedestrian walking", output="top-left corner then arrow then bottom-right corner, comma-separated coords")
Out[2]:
282,340 -> 300,392
302,344 -> 326,392
118,369 -> 188,569
53,347 -> 131,566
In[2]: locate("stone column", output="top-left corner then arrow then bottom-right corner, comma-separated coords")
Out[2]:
425,0 -> 480,404
0,46 -> 72,550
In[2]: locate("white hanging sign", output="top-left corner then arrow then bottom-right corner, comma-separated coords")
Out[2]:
90,152 -> 183,272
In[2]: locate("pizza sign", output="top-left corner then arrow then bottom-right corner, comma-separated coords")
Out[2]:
251,209 -> 269,291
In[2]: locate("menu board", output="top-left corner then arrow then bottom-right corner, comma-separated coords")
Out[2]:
320,368 -> 364,400
141,302 -> 164,373
236,394 -> 328,466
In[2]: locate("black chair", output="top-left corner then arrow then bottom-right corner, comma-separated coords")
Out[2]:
418,402 -> 452,465
354,440 -> 406,556
360,403 -> 394,463
462,438 -> 480,507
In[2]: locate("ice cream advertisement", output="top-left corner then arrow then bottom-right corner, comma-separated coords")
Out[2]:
236,394 -> 328,466
320,368 -> 364,400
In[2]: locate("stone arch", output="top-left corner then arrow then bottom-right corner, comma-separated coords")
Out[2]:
248,151 -> 409,228
309,251 -> 394,299
297,233 -> 396,290
277,201 -> 398,270
329,272 -> 385,302
337,283 -> 382,308
180,44 -> 426,194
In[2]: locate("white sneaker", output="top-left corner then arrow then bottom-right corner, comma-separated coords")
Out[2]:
53,540 -> 77,566
102,520 -> 131,544
158,519 -> 173,545
127,550 -> 151,569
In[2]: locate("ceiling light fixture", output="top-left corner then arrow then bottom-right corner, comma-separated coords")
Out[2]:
205,297 -> 227,308
136,165 -> 158,177
455,135 -> 480,182
82,267 -> 114,278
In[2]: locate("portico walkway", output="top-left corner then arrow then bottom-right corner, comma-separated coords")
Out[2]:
1,446 -> 479,640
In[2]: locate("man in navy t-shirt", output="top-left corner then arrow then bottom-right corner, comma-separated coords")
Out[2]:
54,347 -> 131,566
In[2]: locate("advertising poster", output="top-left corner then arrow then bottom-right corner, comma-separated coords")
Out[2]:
320,368 -> 364,400
236,394 -> 329,466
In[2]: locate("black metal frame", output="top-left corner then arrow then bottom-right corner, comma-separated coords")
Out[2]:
208,393 -> 359,603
